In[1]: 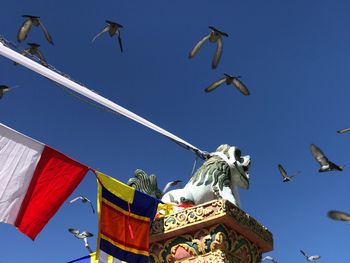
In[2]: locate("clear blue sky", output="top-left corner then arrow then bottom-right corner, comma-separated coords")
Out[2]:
1,0 -> 350,262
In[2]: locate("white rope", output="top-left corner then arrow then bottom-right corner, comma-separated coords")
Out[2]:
0,40 -> 209,159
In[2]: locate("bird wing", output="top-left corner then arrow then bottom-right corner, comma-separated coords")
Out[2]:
89,202 -> 95,214
81,231 -> 93,238
263,256 -> 273,261
329,161 -> 343,171
162,182 -> 173,193
328,210 -> 350,221
277,164 -> 288,179
17,18 -> 32,42
205,77 -> 226,93
21,48 -> 31,57
68,228 -> 80,235
212,37 -> 223,69
69,196 -> 82,203
337,127 -> 350,134
300,250 -> 308,257
189,34 -> 210,59
92,26 -> 110,42
35,49 -> 48,67
310,144 -> 329,166
232,78 -> 250,96
38,20 -> 54,44
82,196 -> 91,203
163,180 -> 182,193
117,32 -> 123,52
0,86 -> 10,96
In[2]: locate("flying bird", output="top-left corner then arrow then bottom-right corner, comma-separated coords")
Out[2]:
277,164 -> 300,182
300,250 -> 321,261
189,26 -> 228,69
337,128 -> 350,134
162,180 -> 182,193
205,73 -> 250,95
327,210 -> 350,222
14,43 -> 48,67
17,15 -> 53,44
310,144 -> 343,172
92,20 -> 124,52
69,196 -> 95,213
68,228 -> 94,253
262,256 -> 277,263
0,85 -> 11,99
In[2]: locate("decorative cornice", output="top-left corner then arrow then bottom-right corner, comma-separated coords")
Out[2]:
151,199 -> 273,252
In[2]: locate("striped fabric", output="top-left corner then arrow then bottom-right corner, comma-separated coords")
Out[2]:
96,172 -> 160,263
0,122 -> 88,240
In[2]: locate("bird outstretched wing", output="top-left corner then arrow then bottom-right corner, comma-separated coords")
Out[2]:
92,26 -> 110,43
328,210 -> 350,221
17,18 -> 33,42
35,49 -> 48,67
69,196 -> 82,203
117,33 -> 123,52
68,228 -> 80,236
189,34 -> 210,59
0,86 -> 10,99
205,77 -> 226,93
81,231 -> 93,238
38,20 -> 54,44
232,78 -> 250,96
300,250 -> 308,257
277,164 -> 288,179
337,127 -> 350,134
310,144 -> 329,167
89,202 -> 95,214
212,37 -> 222,69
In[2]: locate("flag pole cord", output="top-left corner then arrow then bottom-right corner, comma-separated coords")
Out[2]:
0,37 -> 209,160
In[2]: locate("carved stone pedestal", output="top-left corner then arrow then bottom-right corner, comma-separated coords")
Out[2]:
150,200 -> 273,263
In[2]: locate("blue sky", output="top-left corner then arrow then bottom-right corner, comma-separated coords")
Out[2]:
1,0 -> 350,262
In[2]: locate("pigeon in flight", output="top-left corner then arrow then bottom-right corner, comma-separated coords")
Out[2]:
337,128 -> 350,134
162,180 -> 182,193
300,250 -> 321,261
310,144 -> 343,172
0,85 -> 11,99
68,228 -> 94,253
69,196 -> 95,214
92,20 -> 124,52
262,256 -> 277,263
189,26 -> 228,69
17,15 -> 53,44
205,73 -> 250,95
14,43 -> 48,67
327,210 -> 350,222
278,164 -> 300,182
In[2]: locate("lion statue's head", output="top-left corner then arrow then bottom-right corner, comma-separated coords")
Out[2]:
193,144 -> 251,190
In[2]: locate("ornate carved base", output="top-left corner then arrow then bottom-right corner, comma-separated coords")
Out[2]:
150,200 -> 273,263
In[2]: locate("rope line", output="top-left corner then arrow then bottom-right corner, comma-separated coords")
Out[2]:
0,36 -> 209,160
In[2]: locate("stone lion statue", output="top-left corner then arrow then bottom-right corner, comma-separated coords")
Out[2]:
161,144 -> 250,207
127,144 -> 251,208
